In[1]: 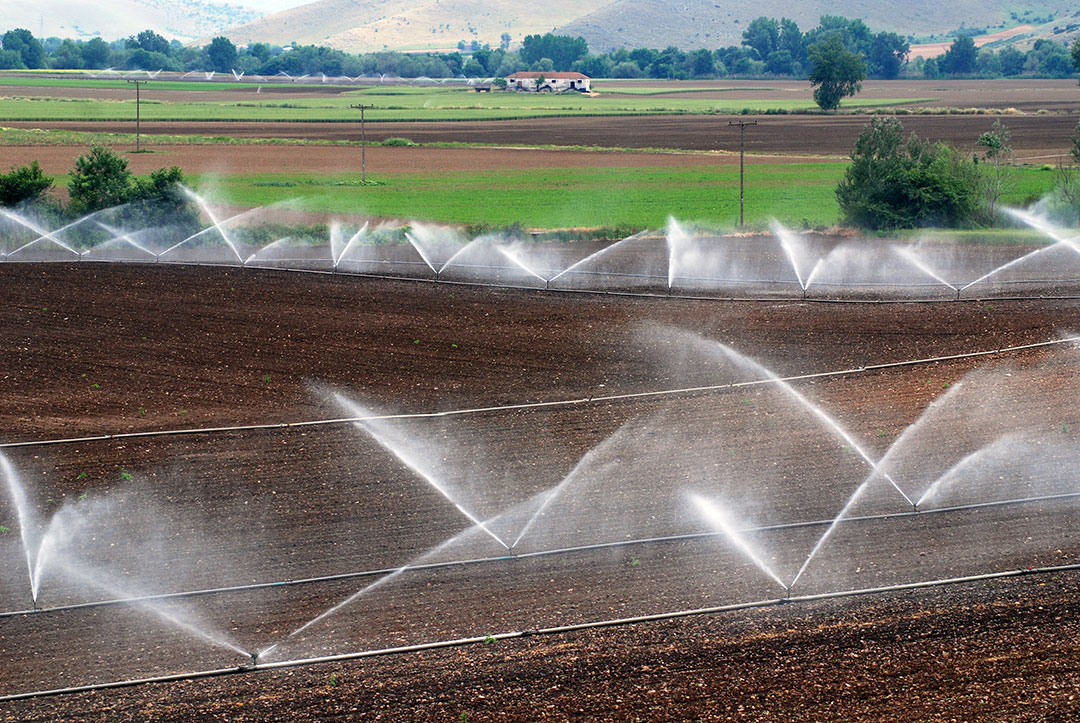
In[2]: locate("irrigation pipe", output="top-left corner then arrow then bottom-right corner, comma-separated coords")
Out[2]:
2,335 -> 1078,451
5,256 -> 1080,304
3,560 -> 1079,703
4,489 -> 1076,620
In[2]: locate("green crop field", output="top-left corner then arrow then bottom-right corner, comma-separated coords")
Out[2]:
172,164 -> 1056,229
0,84 -> 928,122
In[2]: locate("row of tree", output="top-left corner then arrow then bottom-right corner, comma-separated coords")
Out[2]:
1,20 -> 1078,81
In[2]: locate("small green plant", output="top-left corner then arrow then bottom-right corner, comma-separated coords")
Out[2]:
76,472 -> 87,480
179,409 -> 187,415
119,469 -> 133,481
629,558 -> 641,567
91,383 -> 100,389
0,525 -> 10,533
483,634 -> 496,645
138,407 -> 146,416
328,673 -> 338,687
78,492 -> 88,500
263,374 -> 270,384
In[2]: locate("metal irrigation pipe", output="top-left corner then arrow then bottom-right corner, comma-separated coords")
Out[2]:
3,561 -> 1080,703
1,335 -> 1077,451
4,489 -> 1077,620
4,257 -> 1079,301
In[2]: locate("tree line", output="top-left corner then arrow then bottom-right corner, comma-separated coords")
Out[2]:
1,18 -> 1077,81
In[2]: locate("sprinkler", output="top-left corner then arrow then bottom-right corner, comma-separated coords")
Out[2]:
248,652 -> 259,668
912,501 -> 919,514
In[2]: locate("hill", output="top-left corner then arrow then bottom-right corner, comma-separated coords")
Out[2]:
218,0 -> 1078,53
556,0 -> 1079,52
2,0 -> 259,42
219,0 -> 614,52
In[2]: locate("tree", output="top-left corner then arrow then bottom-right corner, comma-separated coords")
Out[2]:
765,49 -> 794,75
0,161 -> 52,208
942,35 -> 977,75
998,46 -> 1025,76
207,36 -> 237,73
128,165 -> 200,232
689,48 -> 716,77
1073,37 -> 1080,81
778,18 -> 806,70
976,119 -> 1014,222
68,146 -> 133,216
867,32 -> 908,79
807,34 -> 865,110
519,34 -> 587,71
500,33 -> 511,51
741,17 -> 780,62
81,37 -> 112,69
128,30 -> 170,56
1,29 -> 46,69
836,117 -> 981,230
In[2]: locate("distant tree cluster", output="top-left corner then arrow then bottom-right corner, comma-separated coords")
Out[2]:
920,35 -> 1078,79
0,18 -> 1075,85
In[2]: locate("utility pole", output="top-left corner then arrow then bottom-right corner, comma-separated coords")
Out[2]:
127,79 -> 148,152
728,119 -> 757,227
350,104 -> 374,183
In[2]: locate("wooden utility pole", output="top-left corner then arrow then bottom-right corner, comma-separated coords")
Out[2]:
350,104 -> 374,183
728,119 -> 757,226
127,79 -> 148,152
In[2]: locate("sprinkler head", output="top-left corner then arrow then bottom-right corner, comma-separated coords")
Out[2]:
248,652 -> 259,668
912,502 -> 919,514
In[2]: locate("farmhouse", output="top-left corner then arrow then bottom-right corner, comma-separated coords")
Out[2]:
506,71 -> 590,92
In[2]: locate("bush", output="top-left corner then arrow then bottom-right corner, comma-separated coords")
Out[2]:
66,146 -> 200,235
836,117 -> 981,230
68,145 -> 133,216
0,160 -> 52,207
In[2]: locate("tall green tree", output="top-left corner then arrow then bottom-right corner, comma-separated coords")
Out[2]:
2,29 -> 46,69
68,146 -> 133,216
837,117 -> 981,230
207,36 -> 237,73
807,34 -> 865,110
519,34 -> 588,71
741,17 -> 780,61
867,32 -> 909,79
942,35 -> 977,74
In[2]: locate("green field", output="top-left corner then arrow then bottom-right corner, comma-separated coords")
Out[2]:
0,84 -> 929,122
180,164 -> 1057,229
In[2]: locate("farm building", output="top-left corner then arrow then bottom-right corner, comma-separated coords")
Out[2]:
506,71 -> 590,92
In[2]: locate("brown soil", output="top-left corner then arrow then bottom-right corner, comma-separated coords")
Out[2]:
10,111 -> 1079,163
0,143 -> 790,178
0,262 -> 1078,719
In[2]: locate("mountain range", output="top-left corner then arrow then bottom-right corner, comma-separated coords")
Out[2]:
10,0 -> 1078,51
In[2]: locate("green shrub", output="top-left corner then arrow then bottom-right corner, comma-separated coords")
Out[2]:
836,117 -> 981,230
0,160 -> 51,207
